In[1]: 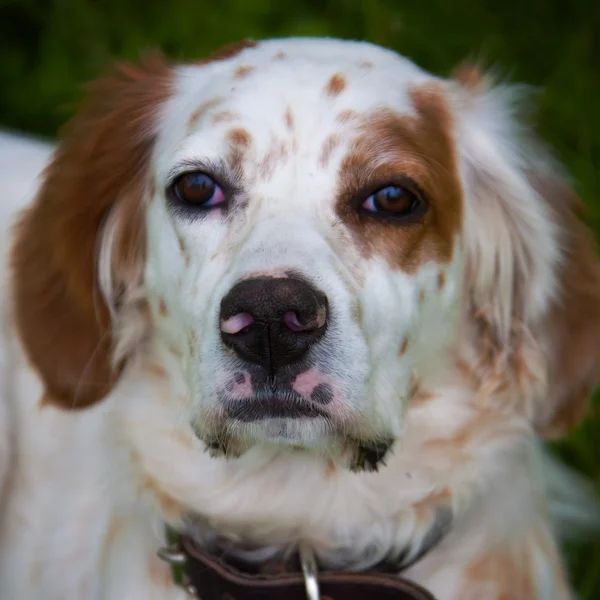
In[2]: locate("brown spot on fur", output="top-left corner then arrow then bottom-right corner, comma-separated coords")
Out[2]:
459,545 -> 538,599
335,84 -> 462,273
211,110 -> 237,124
284,107 -> 294,130
408,371 -> 420,399
274,50 -> 286,60
11,53 -> 172,409
437,270 -> 446,290
411,389 -> 438,406
234,64 -> 255,79
398,336 -> 409,357
188,97 -> 222,131
326,458 -> 337,477
419,289 -> 426,304
158,298 -> 168,316
359,60 -> 374,69
350,299 -> 361,325
325,73 -> 347,97
149,363 -> 167,378
318,134 -> 340,168
227,127 -> 252,148
412,488 -> 451,517
198,40 -> 257,65
259,137 -> 288,181
177,236 -> 190,267
423,408 -> 517,462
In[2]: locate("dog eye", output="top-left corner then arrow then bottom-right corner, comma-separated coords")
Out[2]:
171,172 -> 225,207
361,185 -> 422,218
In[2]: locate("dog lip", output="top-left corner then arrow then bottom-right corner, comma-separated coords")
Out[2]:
224,395 -> 328,422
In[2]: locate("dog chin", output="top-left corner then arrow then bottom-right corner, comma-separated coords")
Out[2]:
199,418 -> 395,473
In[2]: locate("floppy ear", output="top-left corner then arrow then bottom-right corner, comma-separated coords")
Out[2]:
11,53 -> 172,409
453,64 -> 600,438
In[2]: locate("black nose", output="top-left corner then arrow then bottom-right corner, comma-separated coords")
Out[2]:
219,277 -> 328,373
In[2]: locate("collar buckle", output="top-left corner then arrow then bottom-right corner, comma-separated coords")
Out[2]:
299,543 -> 321,600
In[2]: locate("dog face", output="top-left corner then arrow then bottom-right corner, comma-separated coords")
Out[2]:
13,38 -> 600,470
142,40 -> 463,463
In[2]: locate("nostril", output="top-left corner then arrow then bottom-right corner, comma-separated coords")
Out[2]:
282,310 -> 326,332
282,311 -> 305,332
220,312 -> 254,334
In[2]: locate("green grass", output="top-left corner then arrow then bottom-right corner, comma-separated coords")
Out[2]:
1,0 -> 599,596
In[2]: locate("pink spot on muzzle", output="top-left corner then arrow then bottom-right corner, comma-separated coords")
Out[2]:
292,368 -> 329,398
225,371 -> 253,400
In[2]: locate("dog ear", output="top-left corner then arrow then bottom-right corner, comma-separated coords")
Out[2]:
453,62 -> 600,438
11,52 -> 172,409
527,175 -> 600,437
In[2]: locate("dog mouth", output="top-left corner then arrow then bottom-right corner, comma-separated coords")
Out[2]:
224,393 -> 329,422
201,386 -> 395,472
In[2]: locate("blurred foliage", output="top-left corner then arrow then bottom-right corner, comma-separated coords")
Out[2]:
1,0 -> 599,596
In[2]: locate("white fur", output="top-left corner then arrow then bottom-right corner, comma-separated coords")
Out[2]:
0,39 -> 596,600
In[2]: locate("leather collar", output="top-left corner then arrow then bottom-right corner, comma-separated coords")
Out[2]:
158,532 -> 441,600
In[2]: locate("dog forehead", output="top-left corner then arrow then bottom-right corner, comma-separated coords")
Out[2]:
155,38 -> 437,177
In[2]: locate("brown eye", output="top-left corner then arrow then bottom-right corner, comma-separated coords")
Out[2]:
362,185 -> 420,216
171,172 -> 225,207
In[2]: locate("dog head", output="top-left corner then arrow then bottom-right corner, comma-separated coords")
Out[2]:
12,39 -> 600,469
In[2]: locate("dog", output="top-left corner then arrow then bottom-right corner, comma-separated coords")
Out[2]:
1,37 -> 599,600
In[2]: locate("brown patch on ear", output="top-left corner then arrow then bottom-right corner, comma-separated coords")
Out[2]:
198,40 -> 257,65
11,52 -> 172,409
336,84 -> 462,272
325,73 -> 347,97
233,64 -> 255,79
531,176 -> 600,438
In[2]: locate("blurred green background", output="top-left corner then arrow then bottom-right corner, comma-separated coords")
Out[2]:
1,0 -> 599,596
